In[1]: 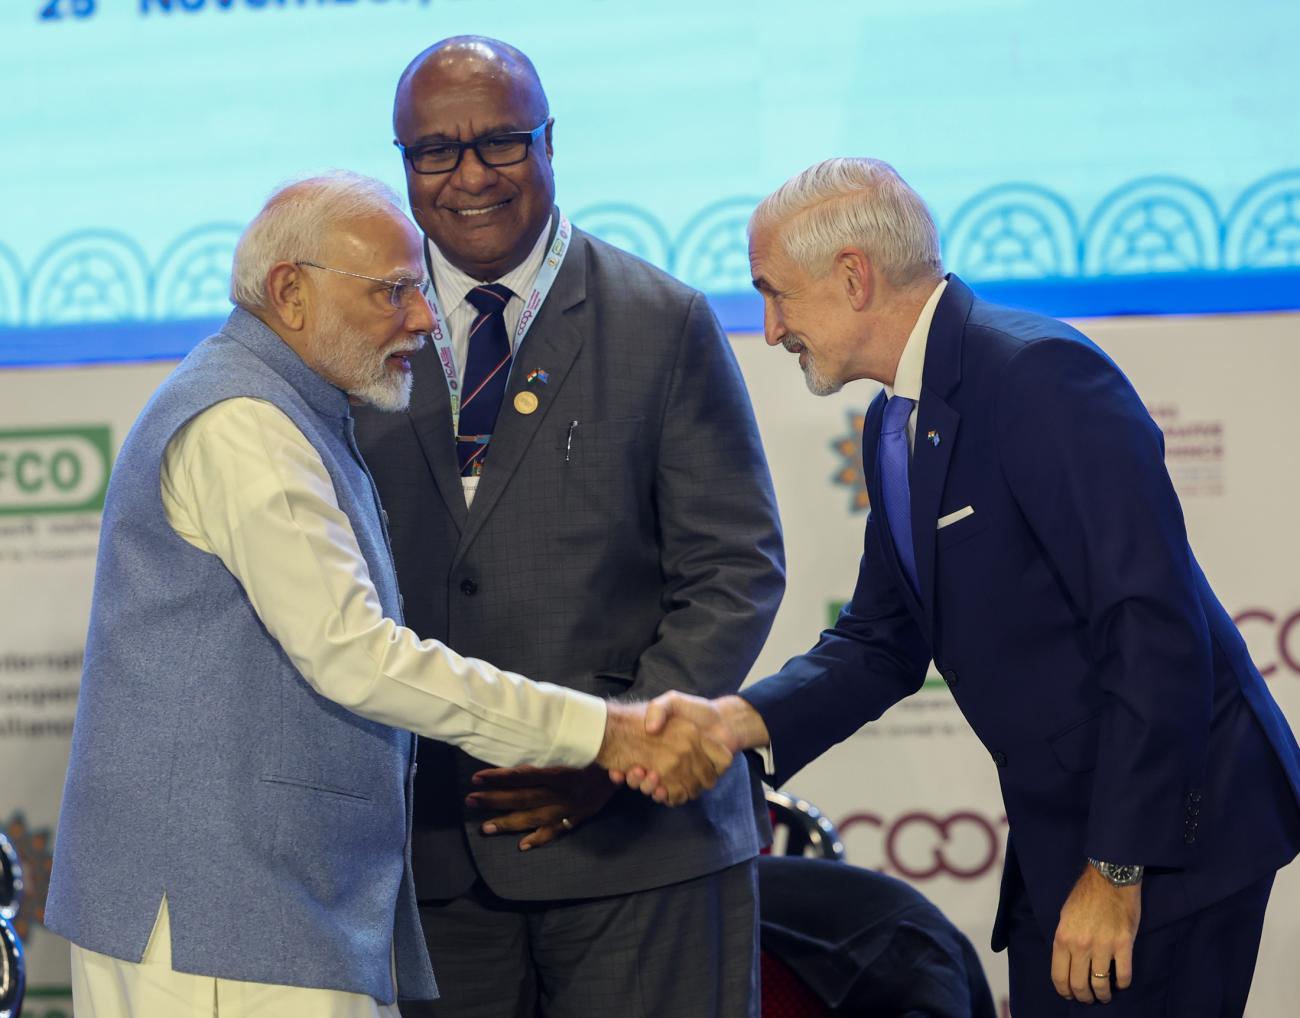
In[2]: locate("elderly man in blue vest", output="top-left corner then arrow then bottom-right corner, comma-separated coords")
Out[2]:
44,172 -> 730,1018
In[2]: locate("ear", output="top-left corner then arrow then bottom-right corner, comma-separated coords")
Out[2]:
837,247 -> 872,311
543,117 -> 555,162
265,261 -> 308,332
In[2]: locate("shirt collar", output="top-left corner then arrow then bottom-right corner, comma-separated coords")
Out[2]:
427,214 -> 553,311
885,278 -> 948,403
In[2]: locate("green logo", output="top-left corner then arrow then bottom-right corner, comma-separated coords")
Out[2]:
0,427 -> 111,515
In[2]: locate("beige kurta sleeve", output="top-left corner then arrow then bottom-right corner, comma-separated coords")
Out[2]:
159,396 -> 606,769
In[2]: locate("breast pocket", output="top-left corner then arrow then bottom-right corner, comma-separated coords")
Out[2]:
935,506 -> 989,551
561,417 -> 644,466
560,417 -> 646,515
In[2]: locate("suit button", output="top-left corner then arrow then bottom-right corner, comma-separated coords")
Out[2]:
943,669 -> 959,687
991,751 -> 1007,767
460,578 -> 478,596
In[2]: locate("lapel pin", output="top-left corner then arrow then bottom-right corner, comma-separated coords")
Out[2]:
926,429 -> 940,447
525,368 -> 550,386
514,391 -> 540,415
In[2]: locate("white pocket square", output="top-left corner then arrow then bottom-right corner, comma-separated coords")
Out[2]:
937,506 -> 975,530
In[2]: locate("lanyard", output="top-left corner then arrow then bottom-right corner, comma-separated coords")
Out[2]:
424,214 -> 572,436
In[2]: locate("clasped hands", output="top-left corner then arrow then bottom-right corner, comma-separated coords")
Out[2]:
469,694 -> 767,850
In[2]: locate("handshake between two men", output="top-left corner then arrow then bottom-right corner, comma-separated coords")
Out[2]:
467,693 -> 763,852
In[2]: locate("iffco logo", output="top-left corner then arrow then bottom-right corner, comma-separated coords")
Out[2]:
0,427 -> 111,516
838,810 -> 1009,880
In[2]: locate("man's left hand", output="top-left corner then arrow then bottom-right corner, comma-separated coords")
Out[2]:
1051,864 -> 1142,1004
466,765 -> 618,851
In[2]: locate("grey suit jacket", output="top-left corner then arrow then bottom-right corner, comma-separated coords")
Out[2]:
355,223 -> 785,901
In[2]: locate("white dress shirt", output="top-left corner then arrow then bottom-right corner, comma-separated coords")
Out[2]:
427,217 -> 552,507
884,278 -> 949,453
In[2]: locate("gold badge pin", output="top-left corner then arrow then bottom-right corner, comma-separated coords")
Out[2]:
514,391 -> 539,415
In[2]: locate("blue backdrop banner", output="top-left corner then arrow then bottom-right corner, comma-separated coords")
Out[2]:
2,0 -> 1298,364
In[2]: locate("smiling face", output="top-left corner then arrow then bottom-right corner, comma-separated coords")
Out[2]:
394,45 -> 555,281
749,222 -> 864,396
301,209 -> 433,411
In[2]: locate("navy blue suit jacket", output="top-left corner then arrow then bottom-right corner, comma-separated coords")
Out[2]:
744,276 -> 1300,949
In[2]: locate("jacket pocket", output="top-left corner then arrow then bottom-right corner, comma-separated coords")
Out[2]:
560,417 -> 644,464
935,509 -> 989,551
259,774 -> 373,803
560,418 -> 646,515
1048,713 -> 1101,773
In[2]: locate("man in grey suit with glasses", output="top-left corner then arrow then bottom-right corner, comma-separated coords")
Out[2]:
354,35 -> 784,1018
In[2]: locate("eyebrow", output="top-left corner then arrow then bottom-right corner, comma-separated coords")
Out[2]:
406,124 -> 527,147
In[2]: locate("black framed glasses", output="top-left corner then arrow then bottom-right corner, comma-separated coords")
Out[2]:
394,120 -> 549,175
295,261 -> 432,310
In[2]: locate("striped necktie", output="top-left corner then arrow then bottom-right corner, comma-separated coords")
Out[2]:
457,283 -> 514,477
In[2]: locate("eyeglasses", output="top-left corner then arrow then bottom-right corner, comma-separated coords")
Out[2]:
394,120 -> 549,176
295,261 -> 432,310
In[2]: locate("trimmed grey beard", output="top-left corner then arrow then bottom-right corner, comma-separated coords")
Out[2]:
312,304 -> 417,413
783,336 -> 842,396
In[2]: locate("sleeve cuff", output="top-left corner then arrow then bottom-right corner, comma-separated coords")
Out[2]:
545,686 -> 608,768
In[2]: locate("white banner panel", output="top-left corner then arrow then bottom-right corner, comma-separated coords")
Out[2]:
0,362 -> 172,1018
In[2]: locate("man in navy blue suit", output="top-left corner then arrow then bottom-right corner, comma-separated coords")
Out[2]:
628,157 -> 1300,1015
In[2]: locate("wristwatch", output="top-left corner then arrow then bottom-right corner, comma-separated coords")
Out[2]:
1088,858 -> 1144,886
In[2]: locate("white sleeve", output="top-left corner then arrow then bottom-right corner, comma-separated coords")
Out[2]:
160,397 -> 606,768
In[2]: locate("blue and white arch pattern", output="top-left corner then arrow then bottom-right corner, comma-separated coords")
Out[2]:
7,169 -> 1299,324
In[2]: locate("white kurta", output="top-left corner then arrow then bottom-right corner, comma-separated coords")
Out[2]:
70,394 -> 609,1016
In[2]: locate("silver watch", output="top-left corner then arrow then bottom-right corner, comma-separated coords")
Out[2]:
1088,858 -> 1144,886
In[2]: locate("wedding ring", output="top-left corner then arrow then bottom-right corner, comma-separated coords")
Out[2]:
1091,971 -> 1109,980
560,817 -> 574,831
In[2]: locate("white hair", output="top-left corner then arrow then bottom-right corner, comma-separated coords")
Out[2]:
750,157 -> 943,288
229,171 -> 406,310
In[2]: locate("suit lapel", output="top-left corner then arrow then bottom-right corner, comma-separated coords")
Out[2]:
907,275 -> 973,628
910,395 -> 959,620
452,231 -> 589,564
405,342 -> 468,532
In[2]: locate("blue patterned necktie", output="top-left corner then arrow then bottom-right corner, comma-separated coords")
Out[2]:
879,394 -> 919,593
457,283 -> 514,477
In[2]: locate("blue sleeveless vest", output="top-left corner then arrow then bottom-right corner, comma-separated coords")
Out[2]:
46,309 -> 437,1003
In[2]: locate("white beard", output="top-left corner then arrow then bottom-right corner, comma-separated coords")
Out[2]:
783,336 -> 842,396
312,304 -> 418,413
